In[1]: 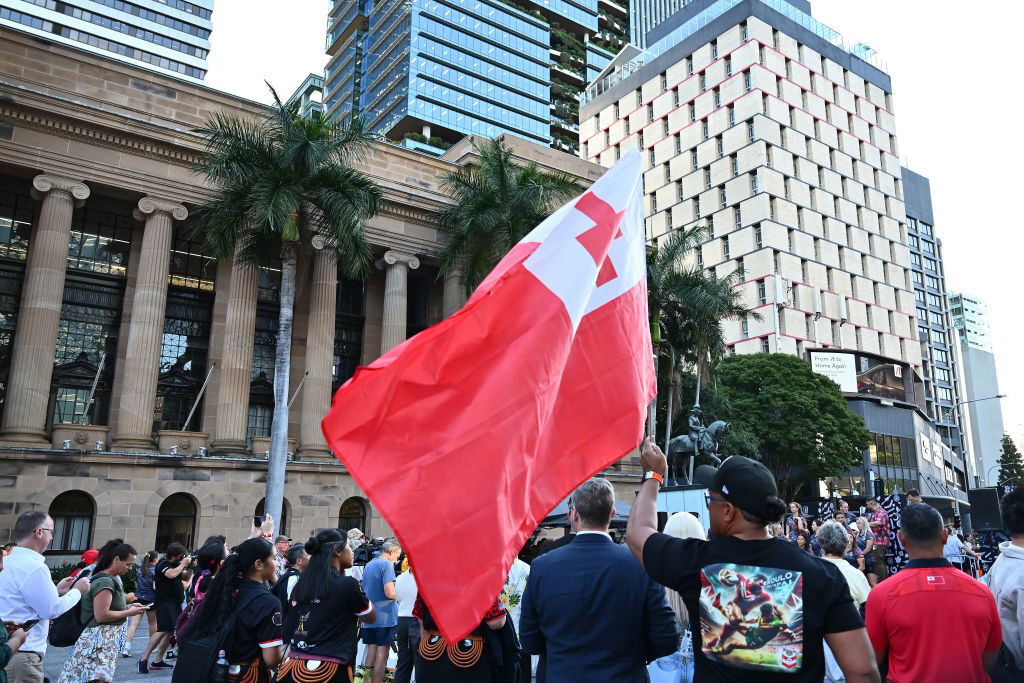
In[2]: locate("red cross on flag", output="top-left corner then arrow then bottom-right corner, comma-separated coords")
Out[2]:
322,149 -> 654,641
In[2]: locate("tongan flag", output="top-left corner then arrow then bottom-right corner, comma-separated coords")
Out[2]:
322,149 -> 653,641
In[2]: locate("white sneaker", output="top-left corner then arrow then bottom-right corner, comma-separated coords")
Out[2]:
121,646 -> 132,658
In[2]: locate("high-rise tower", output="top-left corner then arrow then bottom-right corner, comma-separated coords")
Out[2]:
0,0 -> 213,80
324,0 -> 628,155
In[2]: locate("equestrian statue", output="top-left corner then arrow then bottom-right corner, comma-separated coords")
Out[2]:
666,405 -> 730,486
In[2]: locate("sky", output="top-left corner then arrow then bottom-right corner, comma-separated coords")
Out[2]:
204,0 -> 1024,438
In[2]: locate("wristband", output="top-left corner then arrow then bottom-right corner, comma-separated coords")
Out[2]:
643,471 -> 664,486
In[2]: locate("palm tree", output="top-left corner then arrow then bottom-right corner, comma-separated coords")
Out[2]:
190,86 -> 381,525
648,224 -> 757,444
435,137 -> 582,295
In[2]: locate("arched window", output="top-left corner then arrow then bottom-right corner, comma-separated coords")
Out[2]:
49,491 -> 94,553
155,493 -> 197,551
255,498 -> 289,537
338,497 -> 368,535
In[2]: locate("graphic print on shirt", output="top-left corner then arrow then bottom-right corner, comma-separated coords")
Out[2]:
699,563 -> 804,673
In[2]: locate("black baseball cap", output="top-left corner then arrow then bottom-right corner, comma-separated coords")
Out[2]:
695,456 -> 779,519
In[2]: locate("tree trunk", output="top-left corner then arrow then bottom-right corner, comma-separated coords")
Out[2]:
663,381 -> 674,451
265,241 -> 297,528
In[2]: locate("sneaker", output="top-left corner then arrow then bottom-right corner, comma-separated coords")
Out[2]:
166,649 -> 177,660
150,660 -> 174,669
138,659 -> 149,674
121,646 -> 131,658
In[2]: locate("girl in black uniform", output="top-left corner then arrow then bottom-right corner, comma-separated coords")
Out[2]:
187,538 -> 284,683
279,529 -> 376,683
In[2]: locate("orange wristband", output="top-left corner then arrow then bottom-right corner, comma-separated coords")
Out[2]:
645,471 -> 664,485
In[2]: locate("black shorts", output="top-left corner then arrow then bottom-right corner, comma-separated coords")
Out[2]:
155,599 -> 182,633
135,599 -> 154,607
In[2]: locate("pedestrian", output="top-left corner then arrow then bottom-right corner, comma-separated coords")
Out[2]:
1,620 -> 30,683
905,489 -> 922,505
394,561 -> 419,683
122,551 -> 159,657
865,503 -> 1001,682
138,543 -> 192,673
521,477 -> 679,680
358,539 -> 401,683
180,538 -> 283,682
69,550 -> 98,579
415,591 -> 511,682
271,543 -> 308,617
0,510 -> 91,683
57,539 -> 148,683
838,500 -> 857,525
982,485 -> 1024,677
809,519 -> 825,557
653,511 -> 707,681
865,497 -> 891,581
944,523 -> 980,574
279,529 -> 375,683
843,524 -> 866,572
817,522 -> 871,609
794,530 -> 813,554
273,535 -> 291,580
854,517 -> 877,586
627,438 -> 880,682
786,502 -> 807,542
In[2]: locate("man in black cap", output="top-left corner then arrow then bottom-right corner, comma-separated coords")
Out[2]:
626,437 -> 880,682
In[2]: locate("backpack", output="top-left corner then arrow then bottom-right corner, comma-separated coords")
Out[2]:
48,570 -> 92,648
174,569 -> 213,645
171,590 -> 262,683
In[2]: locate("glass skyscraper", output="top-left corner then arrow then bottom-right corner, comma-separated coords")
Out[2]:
325,0 -> 628,154
0,0 -> 213,80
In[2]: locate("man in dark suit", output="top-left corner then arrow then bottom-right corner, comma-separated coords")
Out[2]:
520,477 -> 680,682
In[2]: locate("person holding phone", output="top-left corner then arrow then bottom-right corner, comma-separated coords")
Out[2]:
57,539 -> 147,682
2,620 -> 31,683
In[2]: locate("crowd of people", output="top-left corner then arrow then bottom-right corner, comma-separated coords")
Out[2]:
2,440 -> 1024,682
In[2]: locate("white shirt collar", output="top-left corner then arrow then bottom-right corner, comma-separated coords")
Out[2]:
576,530 -> 612,539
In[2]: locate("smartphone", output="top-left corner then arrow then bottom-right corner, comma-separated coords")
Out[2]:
18,619 -> 39,631
253,514 -> 266,528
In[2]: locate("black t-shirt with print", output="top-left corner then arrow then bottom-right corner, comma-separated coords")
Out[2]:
154,559 -> 185,602
228,580 -> 284,663
283,573 -> 371,662
643,533 -> 863,682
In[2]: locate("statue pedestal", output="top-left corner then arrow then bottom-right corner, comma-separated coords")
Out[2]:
657,485 -> 710,533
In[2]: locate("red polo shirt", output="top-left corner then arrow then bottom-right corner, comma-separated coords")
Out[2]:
866,558 -> 1001,683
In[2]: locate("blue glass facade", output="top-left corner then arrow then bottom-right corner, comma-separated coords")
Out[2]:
325,0 -> 619,153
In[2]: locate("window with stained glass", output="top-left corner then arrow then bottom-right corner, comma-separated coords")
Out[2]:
67,208 -> 132,275
51,275 -> 123,425
334,277 -> 365,390
155,287 -> 213,431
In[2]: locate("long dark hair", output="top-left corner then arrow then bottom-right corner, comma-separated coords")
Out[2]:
94,538 -> 137,573
191,538 -> 273,635
290,529 -> 345,604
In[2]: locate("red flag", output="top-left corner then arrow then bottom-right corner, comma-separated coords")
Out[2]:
322,149 -> 653,641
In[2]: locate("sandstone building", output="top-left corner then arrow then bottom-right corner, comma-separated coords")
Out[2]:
0,28 -> 611,562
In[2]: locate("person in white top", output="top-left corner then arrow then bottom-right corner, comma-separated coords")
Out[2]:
0,510 -> 91,683
393,564 -> 418,683
817,520 -> 871,607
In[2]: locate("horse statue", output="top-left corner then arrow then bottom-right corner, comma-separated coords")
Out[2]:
666,420 -> 730,486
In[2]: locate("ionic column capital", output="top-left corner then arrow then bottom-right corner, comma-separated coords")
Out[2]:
133,196 -> 188,222
31,174 -> 90,206
377,250 -> 420,270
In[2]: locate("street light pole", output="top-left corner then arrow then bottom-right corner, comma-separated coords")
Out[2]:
943,394 -> 1007,422
986,464 -> 1001,487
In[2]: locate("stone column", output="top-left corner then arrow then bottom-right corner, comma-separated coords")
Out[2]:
1,175 -> 89,444
111,197 -> 187,450
298,248 -> 336,456
210,254 -> 258,453
442,270 -> 466,318
377,251 -> 419,354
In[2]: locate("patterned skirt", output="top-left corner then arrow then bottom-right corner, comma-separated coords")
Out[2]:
278,656 -> 352,683
56,623 -> 123,683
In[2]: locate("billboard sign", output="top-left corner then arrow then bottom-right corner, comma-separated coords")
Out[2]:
810,352 -> 857,393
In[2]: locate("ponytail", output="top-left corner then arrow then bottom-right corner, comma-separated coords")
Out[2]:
191,538 -> 273,635
291,529 -> 345,605
94,538 -> 137,573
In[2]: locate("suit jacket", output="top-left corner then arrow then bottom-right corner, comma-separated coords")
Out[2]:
520,533 -> 679,682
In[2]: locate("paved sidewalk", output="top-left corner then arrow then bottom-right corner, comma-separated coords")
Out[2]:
43,619 -> 174,683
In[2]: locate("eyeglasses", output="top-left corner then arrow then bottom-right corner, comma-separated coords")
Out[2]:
704,493 -> 728,507
37,528 -> 54,534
